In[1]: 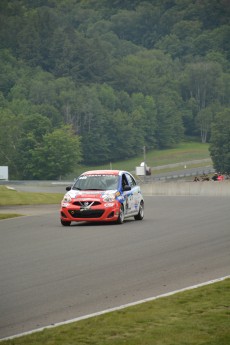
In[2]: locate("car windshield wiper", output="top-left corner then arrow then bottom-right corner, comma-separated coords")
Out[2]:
83,188 -> 104,191
72,187 -> 82,190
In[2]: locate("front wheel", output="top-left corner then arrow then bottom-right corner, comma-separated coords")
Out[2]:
61,219 -> 71,226
134,201 -> 144,220
117,205 -> 125,224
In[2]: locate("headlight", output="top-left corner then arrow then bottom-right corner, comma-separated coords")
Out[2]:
103,193 -> 116,202
63,194 -> 72,202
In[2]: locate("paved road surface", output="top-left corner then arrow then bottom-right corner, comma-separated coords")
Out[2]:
0,196 -> 229,339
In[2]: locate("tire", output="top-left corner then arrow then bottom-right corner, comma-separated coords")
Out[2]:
117,204 -> 125,224
134,201 -> 144,220
61,219 -> 71,226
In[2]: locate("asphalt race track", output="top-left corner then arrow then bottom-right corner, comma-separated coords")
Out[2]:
0,196 -> 229,339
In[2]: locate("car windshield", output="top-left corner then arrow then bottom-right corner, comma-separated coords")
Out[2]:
73,174 -> 119,191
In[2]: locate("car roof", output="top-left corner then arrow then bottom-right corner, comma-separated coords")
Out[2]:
82,170 -> 123,176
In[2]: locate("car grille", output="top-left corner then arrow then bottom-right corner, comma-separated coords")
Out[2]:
72,201 -> 101,206
68,209 -> 104,218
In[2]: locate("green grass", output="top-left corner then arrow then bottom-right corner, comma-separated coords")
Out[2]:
0,186 -> 63,219
0,186 -> 63,206
0,213 -> 23,220
1,279 -> 229,345
66,142 -> 210,179
152,161 -> 212,175
144,142 -> 210,166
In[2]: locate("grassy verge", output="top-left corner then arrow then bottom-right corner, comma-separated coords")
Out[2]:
152,162 -> 212,176
0,186 -> 63,206
1,278 -> 229,345
144,142 -> 210,166
0,214 -> 23,220
0,186 -> 63,219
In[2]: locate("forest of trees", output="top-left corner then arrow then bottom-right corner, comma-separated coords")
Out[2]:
0,0 -> 230,179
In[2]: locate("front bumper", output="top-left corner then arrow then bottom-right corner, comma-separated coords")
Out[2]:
60,201 -> 121,222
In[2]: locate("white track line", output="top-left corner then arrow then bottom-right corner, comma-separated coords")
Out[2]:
1,275 -> 229,342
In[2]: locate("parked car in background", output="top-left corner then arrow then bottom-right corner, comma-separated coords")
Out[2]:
60,170 -> 144,226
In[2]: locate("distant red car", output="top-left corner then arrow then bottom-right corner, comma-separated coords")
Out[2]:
60,170 -> 144,226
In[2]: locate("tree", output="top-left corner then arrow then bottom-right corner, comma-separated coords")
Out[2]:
14,114 -> 52,179
0,109 -> 21,178
30,126 -> 82,180
111,50 -> 177,95
17,6 -> 57,69
155,34 -> 183,58
156,92 -> 184,148
181,60 -> 224,141
196,103 -> 222,143
131,93 -> 157,149
0,50 -> 22,96
183,61 -> 222,111
108,109 -> 137,160
196,107 -> 213,144
209,108 -> 230,174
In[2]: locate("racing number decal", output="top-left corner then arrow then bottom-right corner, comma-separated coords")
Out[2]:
125,192 -> 133,214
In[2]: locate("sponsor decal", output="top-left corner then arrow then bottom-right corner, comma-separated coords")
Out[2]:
104,203 -> 115,207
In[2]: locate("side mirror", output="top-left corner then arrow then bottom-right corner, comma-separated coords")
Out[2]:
66,186 -> 71,191
123,185 -> 131,191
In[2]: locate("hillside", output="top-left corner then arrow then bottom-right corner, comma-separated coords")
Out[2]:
0,0 -> 229,179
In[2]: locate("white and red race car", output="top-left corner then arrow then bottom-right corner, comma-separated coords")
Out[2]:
60,170 -> 144,226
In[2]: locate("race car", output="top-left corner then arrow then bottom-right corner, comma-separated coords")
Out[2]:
60,170 -> 144,226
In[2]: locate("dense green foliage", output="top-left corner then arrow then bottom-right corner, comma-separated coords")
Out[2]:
0,0 -> 229,179
209,108 -> 230,173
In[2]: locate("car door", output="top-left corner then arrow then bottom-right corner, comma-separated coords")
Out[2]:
121,173 -> 132,215
125,172 -> 140,214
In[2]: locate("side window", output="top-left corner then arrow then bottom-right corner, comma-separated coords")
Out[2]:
122,174 -> 129,189
125,173 -> 136,188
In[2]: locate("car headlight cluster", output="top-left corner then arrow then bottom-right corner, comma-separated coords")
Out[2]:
63,194 -> 72,203
103,193 -> 116,202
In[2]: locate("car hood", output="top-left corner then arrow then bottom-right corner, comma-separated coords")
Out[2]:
66,189 -> 117,199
